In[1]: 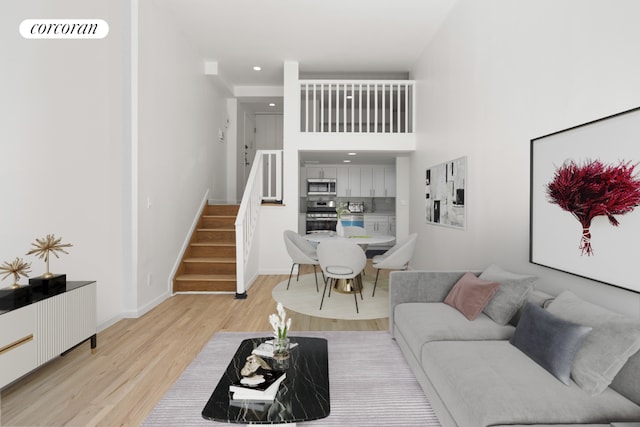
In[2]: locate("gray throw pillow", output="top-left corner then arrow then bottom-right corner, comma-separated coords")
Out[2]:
479,264 -> 536,325
547,291 -> 640,395
510,302 -> 592,385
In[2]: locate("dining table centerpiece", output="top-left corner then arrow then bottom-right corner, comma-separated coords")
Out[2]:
269,302 -> 292,360
336,203 -> 350,236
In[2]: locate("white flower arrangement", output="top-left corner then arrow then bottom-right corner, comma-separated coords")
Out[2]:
269,302 -> 291,340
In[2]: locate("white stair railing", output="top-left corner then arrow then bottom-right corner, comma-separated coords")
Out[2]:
260,150 -> 283,203
300,79 -> 415,134
235,150 -> 283,297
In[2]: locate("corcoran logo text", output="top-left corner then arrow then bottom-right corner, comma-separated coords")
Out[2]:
20,19 -> 109,39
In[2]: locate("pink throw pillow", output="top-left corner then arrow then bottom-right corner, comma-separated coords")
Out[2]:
444,272 -> 500,320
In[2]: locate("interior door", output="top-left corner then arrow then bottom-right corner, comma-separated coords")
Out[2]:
243,112 -> 256,189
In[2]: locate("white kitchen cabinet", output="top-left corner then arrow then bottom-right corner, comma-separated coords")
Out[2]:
336,166 -> 361,197
361,166 -> 395,197
384,167 -> 396,197
360,167 -> 373,196
388,216 -> 397,236
306,167 -> 337,179
364,215 -> 389,235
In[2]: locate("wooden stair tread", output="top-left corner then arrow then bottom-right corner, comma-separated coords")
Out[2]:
175,274 -> 236,281
191,242 -> 235,247
184,257 -> 235,263
173,203 -> 239,292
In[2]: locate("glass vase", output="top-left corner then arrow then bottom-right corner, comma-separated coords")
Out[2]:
273,337 -> 290,360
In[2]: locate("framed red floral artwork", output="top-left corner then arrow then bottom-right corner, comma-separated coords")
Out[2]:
530,106 -> 640,293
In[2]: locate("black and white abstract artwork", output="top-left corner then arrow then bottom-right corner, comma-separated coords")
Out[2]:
425,156 -> 466,229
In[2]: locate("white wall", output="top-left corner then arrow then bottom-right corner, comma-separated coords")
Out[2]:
137,1 -> 229,311
0,0 -> 129,326
226,98 -> 238,203
258,62 -> 302,276
410,0 -> 640,317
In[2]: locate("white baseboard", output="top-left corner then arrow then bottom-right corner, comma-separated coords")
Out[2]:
98,291 -> 172,332
98,313 -> 126,333
137,291 -> 172,317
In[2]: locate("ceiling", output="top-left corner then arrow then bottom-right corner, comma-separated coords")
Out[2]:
154,0 -> 457,164
157,0 -> 456,89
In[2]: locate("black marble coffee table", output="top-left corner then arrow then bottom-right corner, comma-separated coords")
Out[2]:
202,336 -> 330,424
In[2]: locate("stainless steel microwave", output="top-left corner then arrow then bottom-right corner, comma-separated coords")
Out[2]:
307,178 -> 337,195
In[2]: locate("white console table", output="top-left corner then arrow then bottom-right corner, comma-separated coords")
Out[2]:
0,281 -> 97,389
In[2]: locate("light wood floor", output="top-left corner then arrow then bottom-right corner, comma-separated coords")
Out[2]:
1,267 -> 388,427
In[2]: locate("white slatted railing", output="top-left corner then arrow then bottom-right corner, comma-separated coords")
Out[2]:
300,80 -> 415,133
235,150 -> 283,296
260,150 -> 283,202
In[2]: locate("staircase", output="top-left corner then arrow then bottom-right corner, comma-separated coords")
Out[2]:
173,204 -> 239,292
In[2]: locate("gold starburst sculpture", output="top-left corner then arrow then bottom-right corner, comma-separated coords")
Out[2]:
26,234 -> 73,278
0,257 -> 32,289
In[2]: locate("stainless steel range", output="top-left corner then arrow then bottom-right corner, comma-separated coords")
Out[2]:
306,200 -> 338,233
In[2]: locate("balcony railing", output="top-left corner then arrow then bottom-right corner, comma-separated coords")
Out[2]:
300,80 -> 415,134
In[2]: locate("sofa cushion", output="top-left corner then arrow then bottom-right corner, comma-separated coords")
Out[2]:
444,272 -> 500,320
421,340 -> 640,427
547,291 -> 640,395
393,302 -> 514,361
611,351 -> 640,406
479,264 -> 536,325
510,302 -> 592,384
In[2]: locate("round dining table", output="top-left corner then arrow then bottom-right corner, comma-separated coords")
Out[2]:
304,232 -> 395,293
304,231 -> 396,246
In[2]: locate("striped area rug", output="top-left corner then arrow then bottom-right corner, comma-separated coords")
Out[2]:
142,331 -> 441,426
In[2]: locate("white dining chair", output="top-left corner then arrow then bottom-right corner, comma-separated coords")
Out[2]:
317,239 -> 367,313
371,233 -> 417,297
283,230 -> 320,292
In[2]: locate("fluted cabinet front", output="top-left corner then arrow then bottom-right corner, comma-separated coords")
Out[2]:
35,283 -> 96,365
0,281 -> 96,390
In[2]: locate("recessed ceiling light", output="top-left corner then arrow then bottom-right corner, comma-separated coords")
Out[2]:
347,152 -> 357,156
343,160 -> 351,163
253,66 -> 262,71
346,95 -> 353,99
269,103 -> 276,107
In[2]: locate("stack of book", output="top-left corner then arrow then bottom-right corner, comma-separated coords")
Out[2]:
229,369 -> 286,401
